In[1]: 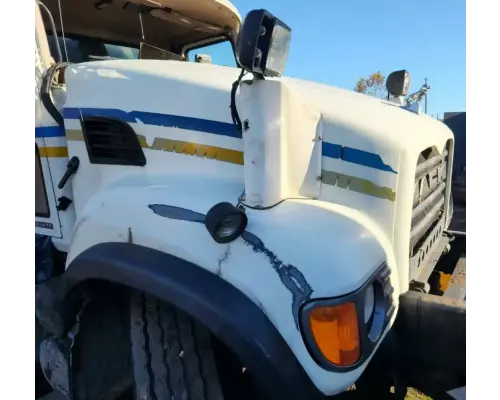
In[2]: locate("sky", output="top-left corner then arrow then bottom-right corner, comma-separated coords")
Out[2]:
196,0 -> 466,118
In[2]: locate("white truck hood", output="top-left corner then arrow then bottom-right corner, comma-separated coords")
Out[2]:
65,60 -> 453,247
64,60 -> 451,162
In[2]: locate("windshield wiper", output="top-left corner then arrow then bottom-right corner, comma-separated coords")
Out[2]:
88,55 -> 120,61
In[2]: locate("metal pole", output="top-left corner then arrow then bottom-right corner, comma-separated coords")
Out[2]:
37,1 -> 63,63
424,78 -> 428,114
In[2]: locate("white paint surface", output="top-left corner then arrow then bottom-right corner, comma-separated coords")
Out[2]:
239,79 -> 322,205
35,48 -> 453,393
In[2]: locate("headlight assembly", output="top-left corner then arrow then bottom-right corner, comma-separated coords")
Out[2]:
300,263 -> 394,371
308,302 -> 361,367
364,283 -> 375,324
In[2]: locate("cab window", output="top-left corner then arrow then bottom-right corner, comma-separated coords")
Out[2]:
186,40 -> 236,67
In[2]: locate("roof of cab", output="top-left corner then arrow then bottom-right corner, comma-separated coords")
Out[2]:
42,0 -> 241,51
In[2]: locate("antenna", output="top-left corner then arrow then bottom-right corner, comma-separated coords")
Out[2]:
57,0 -> 68,62
139,12 -> 145,41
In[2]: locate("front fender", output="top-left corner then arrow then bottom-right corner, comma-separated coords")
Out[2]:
67,179 -> 399,395
62,242 -> 323,400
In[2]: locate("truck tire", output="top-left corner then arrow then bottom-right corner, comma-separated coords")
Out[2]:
130,291 -> 224,400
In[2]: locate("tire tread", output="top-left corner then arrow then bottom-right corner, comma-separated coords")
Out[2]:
130,292 -> 223,400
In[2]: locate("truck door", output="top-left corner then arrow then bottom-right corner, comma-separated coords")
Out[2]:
35,1 -> 74,241
35,133 -> 63,237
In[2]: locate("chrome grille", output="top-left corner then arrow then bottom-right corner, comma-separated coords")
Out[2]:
409,143 -> 452,281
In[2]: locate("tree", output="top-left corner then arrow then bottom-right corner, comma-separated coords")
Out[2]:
354,71 -> 387,98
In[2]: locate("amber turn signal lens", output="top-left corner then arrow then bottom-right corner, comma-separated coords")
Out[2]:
308,303 -> 361,366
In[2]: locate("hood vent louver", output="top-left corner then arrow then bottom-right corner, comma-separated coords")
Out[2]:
81,117 -> 146,166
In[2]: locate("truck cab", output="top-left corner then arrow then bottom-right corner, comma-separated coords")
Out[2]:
35,2 -> 464,399
35,0 -> 240,242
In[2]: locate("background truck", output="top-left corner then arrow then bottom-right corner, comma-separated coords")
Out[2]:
443,112 -> 472,205
35,1 -> 465,399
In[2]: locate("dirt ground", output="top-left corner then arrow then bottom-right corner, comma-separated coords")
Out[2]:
406,389 -> 432,399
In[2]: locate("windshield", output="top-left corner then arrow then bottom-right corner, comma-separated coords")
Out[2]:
46,33 -> 235,67
47,34 -> 139,63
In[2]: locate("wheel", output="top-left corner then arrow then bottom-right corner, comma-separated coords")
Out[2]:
71,288 -> 133,400
130,291 -> 224,400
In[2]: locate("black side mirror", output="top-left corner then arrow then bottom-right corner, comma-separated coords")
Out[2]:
386,70 -> 411,97
236,9 -> 291,78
